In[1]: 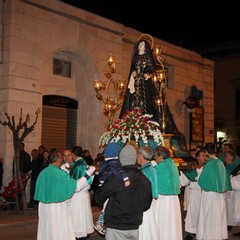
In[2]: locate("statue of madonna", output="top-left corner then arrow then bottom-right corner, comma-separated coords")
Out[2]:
119,39 -> 159,123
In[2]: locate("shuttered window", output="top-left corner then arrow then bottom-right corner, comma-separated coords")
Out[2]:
42,106 -> 66,152
42,106 -> 77,152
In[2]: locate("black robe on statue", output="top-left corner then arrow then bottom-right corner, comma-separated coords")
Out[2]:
119,38 -> 188,152
119,40 -> 159,123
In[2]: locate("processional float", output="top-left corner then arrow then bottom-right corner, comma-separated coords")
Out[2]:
93,34 -> 197,169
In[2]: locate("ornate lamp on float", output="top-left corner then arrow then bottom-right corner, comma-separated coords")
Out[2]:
93,54 -> 126,127
152,44 -> 168,134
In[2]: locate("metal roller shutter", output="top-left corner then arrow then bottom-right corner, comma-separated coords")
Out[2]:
42,106 -> 67,152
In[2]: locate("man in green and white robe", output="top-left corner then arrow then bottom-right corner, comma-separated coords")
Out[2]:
196,142 -> 232,240
34,151 -> 95,240
154,146 -> 182,240
69,146 -> 94,239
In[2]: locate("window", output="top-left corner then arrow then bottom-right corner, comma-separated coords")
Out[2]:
53,58 -> 72,78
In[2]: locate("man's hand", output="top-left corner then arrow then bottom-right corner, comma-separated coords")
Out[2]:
86,166 -> 96,177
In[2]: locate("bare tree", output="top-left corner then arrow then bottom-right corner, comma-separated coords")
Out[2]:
0,108 -> 40,214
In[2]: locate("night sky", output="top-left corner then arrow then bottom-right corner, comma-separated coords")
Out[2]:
61,0 -> 240,52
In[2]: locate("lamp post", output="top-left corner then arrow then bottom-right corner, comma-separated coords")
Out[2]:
93,55 -> 126,127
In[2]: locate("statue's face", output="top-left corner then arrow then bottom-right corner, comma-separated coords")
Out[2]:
138,41 -> 146,55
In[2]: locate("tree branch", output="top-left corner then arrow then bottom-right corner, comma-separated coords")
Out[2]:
19,108 -> 40,142
0,110 -> 14,130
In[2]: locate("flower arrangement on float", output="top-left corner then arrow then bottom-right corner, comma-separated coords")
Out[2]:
99,108 -> 164,150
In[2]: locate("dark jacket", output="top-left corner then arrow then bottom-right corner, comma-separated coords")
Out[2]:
98,158 -> 129,183
30,157 -> 42,180
83,155 -> 94,166
95,165 -> 152,230
19,150 -> 31,174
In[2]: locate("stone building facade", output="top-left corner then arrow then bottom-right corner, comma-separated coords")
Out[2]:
0,0 -> 214,185
215,55 -> 240,154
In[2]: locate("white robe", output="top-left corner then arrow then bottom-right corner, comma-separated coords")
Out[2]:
196,191 -> 228,240
155,195 -> 183,240
185,181 -> 202,234
185,167 -> 203,234
179,170 -> 191,211
226,190 -> 237,226
61,162 -> 70,173
69,184 -> 94,238
231,175 -> 240,224
37,201 -> 75,240
139,199 -> 158,240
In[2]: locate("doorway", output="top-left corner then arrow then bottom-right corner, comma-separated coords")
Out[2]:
42,95 -> 78,152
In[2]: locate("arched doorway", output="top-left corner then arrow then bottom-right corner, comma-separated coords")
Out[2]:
42,95 -> 78,152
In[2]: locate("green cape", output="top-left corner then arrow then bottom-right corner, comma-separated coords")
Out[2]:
140,162 -> 158,199
198,158 -> 232,192
69,158 -> 93,184
155,158 -> 180,195
182,169 -> 197,182
34,165 -> 77,203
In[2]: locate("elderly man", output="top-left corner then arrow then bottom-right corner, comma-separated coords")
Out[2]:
61,148 -> 75,173
34,151 -> 95,240
137,146 -> 158,240
95,144 -> 152,240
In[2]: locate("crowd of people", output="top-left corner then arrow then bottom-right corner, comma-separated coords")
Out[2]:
181,143 -> 240,240
17,145 -> 93,210
34,148 -> 95,240
94,141 -> 240,240
4,139 -> 239,240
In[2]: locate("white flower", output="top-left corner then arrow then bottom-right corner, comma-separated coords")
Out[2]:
99,108 -> 164,148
